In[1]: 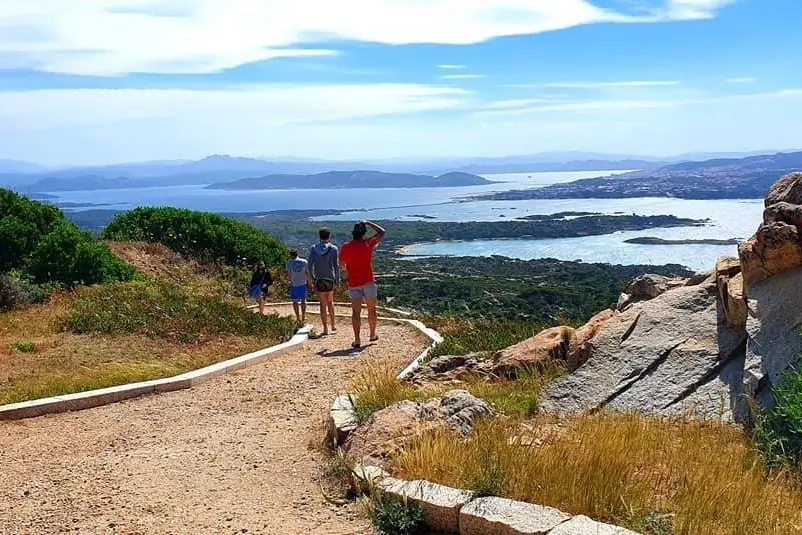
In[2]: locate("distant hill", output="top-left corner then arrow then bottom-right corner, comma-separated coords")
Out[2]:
476,151 -> 802,201
206,171 -> 491,190
0,159 -> 48,174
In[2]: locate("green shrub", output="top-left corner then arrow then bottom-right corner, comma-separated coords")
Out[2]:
10,342 -> 36,353
27,221 -> 136,287
102,207 -> 287,268
753,362 -> 802,470
65,280 -> 298,341
0,188 -> 65,272
367,492 -> 425,535
0,274 -> 47,311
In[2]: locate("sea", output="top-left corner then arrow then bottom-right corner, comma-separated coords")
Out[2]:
45,170 -> 764,272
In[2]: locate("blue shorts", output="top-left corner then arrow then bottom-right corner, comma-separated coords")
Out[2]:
349,282 -> 378,300
290,284 -> 308,301
249,285 -> 262,300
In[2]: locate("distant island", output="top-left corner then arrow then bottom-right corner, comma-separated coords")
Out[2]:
476,151 -> 802,201
205,171 -> 491,190
624,237 -> 740,246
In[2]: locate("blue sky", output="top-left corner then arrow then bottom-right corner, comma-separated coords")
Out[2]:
0,0 -> 800,165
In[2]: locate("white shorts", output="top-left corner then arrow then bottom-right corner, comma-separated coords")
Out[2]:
348,282 -> 378,300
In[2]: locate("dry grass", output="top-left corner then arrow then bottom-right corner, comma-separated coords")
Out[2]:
0,242 -> 296,405
395,413 -> 802,535
348,356 -> 563,424
0,324 -> 278,405
348,358 -> 422,424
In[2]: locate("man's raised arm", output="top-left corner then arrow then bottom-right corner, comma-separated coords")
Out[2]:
362,220 -> 386,243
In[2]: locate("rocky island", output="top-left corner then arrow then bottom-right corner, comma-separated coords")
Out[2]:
624,237 -> 740,245
206,170 -> 490,190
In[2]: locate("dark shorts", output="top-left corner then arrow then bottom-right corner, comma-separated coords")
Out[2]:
290,284 -> 308,301
315,279 -> 335,293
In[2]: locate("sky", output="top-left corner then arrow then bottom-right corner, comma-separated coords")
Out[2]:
0,0 -> 800,166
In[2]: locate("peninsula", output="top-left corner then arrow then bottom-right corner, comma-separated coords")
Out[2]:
206,171 -> 490,190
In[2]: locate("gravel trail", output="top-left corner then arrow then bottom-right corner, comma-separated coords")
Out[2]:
0,319 -> 427,535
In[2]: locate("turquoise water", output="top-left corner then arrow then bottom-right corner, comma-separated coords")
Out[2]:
43,169 -> 764,270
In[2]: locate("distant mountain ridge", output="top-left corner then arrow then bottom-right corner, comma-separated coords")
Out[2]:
477,151 -> 802,201
0,149 -> 795,193
205,170 -> 490,190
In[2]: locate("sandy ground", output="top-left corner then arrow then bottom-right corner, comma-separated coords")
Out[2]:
0,317 -> 427,535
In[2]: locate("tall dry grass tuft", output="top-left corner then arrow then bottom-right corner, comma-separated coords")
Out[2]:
348,358 -> 422,424
396,413 -> 802,535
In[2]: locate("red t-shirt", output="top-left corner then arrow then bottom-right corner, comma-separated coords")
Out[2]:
340,236 -> 380,288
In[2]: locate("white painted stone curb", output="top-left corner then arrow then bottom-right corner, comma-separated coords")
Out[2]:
0,326 -> 312,421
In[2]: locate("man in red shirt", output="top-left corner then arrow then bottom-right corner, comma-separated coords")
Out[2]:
339,220 -> 385,348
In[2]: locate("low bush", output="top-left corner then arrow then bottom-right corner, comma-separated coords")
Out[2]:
366,492 -> 425,535
0,274 -> 47,311
65,280 -> 298,341
102,207 -> 288,268
753,363 -> 802,470
9,341 -> 36,353
0,189 -> 136,288
27,222 -> 136,287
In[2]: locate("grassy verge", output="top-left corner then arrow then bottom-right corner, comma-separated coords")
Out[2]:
0,277 -> 298,405
425,318 -> 551,360
348,357 -> 563,423
394,413 -> 802,535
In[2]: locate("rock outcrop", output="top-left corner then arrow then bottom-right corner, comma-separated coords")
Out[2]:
346,390 -> 492,466
539,278 -> 749,422
535,171 -> 802,423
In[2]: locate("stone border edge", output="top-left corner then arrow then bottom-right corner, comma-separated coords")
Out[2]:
328,320 -> 641,535
0,326 -> 312,421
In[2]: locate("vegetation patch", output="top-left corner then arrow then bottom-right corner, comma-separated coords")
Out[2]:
365,491 -> 425,535
102,206 -> 288,268
395,413 -> 802,535
753,364 -> 802,470
0,188 -> 135,288
65,280 -> 298,342
427,318 -> 550,360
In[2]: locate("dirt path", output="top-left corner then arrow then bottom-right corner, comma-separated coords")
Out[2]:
0,318 -> 427,535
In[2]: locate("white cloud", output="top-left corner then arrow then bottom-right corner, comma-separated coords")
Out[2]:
0,0 -> 735,75
0,83 -> 471,130
664,0 -> 737,19
441,74 -> 485,80
726,77 -> 758,84
544,80 -> 682,89
438,64 -> 467,70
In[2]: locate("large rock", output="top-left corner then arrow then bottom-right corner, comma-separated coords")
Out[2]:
738,221 -> 802,287
539,279 -> 749,422
378,478 -> 474,534
765,171 -> 802,206
717,267 -> 747,327
345,391 -> 492,465
567,308 -> 615,371
627,274 -> 671,300
743,267 -> 802,407
492,326 -> 573,377
550,516 -> 641,535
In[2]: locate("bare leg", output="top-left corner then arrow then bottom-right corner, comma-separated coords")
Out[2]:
258,295 -> 265,315
325,293 -> 337,331
351,297 -> 363,346
319,296 -> 329,335
300,300 -> 307,323
366,298 -> 378,341
292,301 -> 301,322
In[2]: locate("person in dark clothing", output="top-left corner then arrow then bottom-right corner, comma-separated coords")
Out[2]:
308,227 -> 340,335
249,260 -> 273,315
